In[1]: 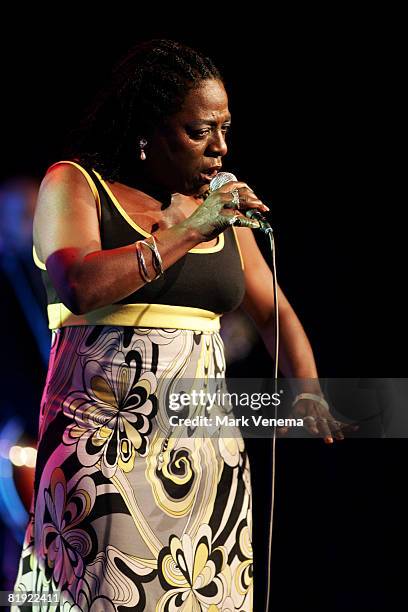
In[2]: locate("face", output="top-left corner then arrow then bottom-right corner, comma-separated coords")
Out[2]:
144,79 -> 231,195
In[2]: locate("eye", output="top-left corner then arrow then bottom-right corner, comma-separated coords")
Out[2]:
188,125 -> 231,140
191,129 -> 210,139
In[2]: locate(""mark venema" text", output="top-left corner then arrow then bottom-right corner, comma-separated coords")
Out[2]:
168,415 -> 304,428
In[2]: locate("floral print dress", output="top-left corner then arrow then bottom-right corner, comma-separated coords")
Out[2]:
12,324 -> 253,611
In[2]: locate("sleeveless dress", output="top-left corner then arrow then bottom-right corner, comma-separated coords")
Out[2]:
11,161 -> 254,611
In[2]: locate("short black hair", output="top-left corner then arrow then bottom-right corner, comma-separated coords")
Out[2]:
64,39 -> 223,182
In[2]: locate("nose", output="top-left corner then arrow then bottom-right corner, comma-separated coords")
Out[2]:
207,129 -> 228,157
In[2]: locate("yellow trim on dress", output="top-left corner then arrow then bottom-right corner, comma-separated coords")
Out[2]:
32,244 -> 47,270
93,169 -> 225,254
47,302 -> 222,332
231,225 -> 245,271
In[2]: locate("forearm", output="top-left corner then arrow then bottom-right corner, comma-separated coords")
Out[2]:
69,222 -> 200,314
259,307 -> 323,395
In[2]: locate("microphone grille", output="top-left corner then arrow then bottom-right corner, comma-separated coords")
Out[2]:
209,171 -> 237,192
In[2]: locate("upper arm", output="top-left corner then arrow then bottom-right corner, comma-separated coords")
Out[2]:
33,162 -> 102,310
234,226 -> 291,329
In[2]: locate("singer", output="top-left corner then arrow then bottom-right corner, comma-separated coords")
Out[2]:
11,39 -> 347,611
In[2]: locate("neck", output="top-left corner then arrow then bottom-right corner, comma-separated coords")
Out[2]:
118,169 -> 209,208
119,170 -> 173,210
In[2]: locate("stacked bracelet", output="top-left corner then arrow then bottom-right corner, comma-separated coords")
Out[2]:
140,235 -> 164,279
135,235 -> 164,283
135,241 -> 152,283
292,392 -> 329,411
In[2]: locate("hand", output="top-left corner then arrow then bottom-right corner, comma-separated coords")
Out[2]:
181,180 -> 269,241
278,397 -> 359,444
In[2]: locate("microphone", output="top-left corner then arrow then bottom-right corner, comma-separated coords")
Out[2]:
209,172 -> 271,228
209,171 -> 238,192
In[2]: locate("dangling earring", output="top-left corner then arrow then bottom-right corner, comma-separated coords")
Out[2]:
139,138 -> 147,161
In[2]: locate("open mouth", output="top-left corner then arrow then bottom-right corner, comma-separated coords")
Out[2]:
200,167 -> 221,183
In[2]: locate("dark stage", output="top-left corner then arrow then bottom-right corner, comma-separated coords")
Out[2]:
0,16 -> 403,611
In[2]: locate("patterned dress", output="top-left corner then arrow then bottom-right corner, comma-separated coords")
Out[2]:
11,162 -> 253,611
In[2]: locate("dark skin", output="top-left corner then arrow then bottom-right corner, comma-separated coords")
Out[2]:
33,79 -> 261,315
35,78 -> 355,441
106,79 -> 264,245
142,79 -> 231,195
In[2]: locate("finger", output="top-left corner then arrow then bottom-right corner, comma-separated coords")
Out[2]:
219,192 -> 245,210
338,421 -> 359,433
219,211 -> 241,227
315,417 -> 334,444
220,190 -> 269,220
313,405 -> 343,440
222,190 -> 241,211
302,415 -> 320,436
235,188 -> 270,213
315,407 -> 344,440
220,190 -> 256,211
217,181 -> 252,193
233,216 -> 260,229
327,419 -> 345,440
321,410 -> 359,434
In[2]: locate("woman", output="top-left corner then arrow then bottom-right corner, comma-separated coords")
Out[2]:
12,39 -> 344,611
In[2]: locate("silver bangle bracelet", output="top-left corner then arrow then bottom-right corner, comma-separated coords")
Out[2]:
135,241 -> 152,283
139,235 -> 164,279
292,393 -> 329,411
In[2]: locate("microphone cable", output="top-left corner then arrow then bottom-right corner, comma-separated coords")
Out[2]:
209,173 -> 279,612
263,225 -> 279,612
239,198 -> 279,612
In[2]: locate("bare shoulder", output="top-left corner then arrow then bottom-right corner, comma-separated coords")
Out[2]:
34,162 -> 101,264
37,162 -> 97,209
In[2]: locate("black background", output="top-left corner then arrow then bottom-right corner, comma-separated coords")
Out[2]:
1,11 -> 404,611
